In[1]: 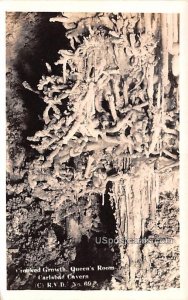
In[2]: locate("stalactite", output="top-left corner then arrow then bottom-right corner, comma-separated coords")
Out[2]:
173,14 -> 179,43
145,13 -> 152,34
161,14 -> 169,88
167,14 -> 173,54
109,160 -> 162,285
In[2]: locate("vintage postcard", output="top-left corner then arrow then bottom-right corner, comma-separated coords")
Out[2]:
1,1 -> 188,300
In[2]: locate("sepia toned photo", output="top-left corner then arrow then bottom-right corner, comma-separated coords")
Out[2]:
6,12 -> 179,290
